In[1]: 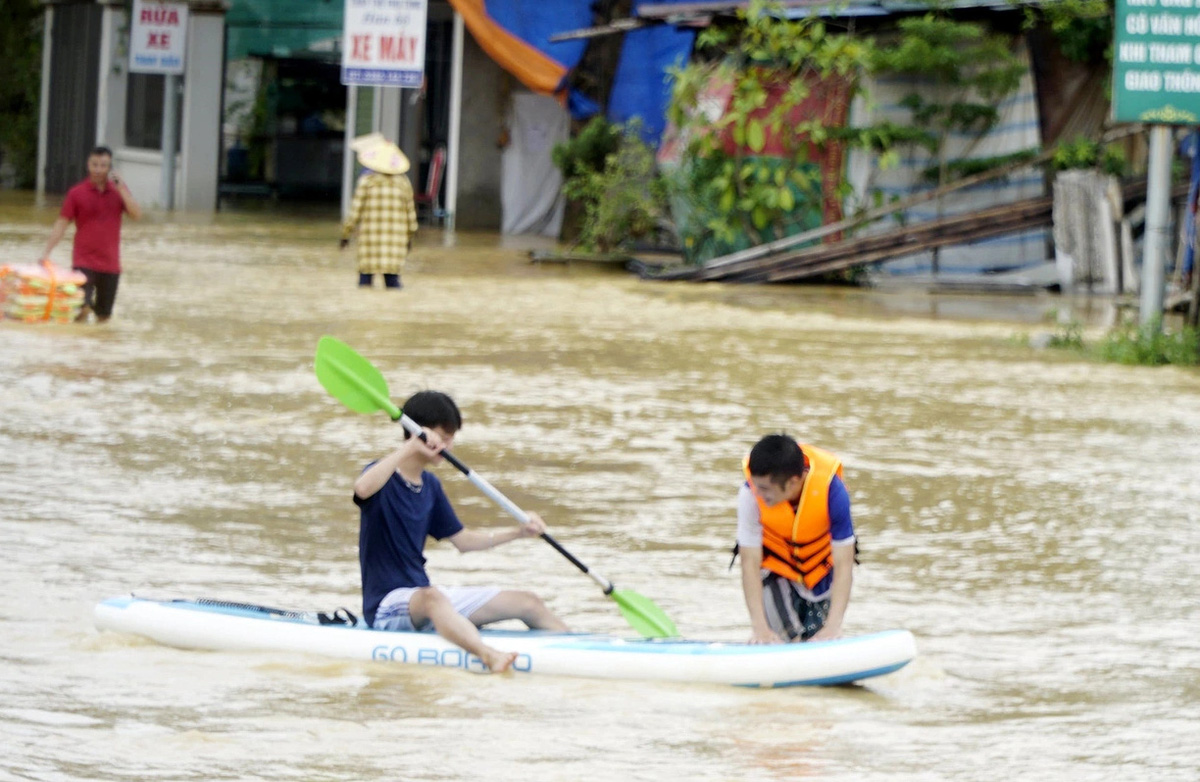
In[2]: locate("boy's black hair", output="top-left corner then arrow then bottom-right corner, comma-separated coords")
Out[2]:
90,146 -> 113,158
400,391 -> 462,439
747,433 -> 806,488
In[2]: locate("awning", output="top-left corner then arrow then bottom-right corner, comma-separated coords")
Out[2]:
226,0 -> 343,60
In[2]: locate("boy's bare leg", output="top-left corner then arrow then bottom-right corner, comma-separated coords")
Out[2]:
468,590 -> 569,632
408,588 -> 517,672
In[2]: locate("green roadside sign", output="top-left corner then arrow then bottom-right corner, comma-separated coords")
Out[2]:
1112,0 -> 1200,123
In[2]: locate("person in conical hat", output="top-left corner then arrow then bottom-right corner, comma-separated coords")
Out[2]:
340,133 -> 416,289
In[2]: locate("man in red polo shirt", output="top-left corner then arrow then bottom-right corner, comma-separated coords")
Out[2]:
42,146 -> 143,323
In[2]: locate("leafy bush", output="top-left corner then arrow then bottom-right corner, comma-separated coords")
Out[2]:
1051,136 -> 1127,177
665,1 -> 879,259
555,119 -> 669,253
1096,319 -> 1200,366
1044,316 -> 1200,366
552,117 -> 621,185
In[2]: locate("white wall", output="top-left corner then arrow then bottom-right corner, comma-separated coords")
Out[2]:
112,148 -> 181,209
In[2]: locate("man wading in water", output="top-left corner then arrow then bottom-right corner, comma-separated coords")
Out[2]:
41,146 -> 142,322
353,391 -> 569,672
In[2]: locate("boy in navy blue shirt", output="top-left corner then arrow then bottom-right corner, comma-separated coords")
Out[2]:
354,391 -> 568,672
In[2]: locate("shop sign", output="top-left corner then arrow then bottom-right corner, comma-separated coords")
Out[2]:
1113,0 -> 1200,123
129,0 -> 188,75
342,0 -> 427,87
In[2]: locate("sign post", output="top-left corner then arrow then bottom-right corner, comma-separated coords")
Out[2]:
1112,0 -> 1200,325
341,0 -> 427,88
129,0 -> 188,211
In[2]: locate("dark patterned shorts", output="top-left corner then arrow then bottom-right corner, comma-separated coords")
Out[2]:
761,572 -> 831,641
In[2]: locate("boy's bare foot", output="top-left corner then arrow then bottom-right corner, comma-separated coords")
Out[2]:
481,648 -> 519,673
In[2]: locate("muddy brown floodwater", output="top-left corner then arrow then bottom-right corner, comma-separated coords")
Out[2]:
2,192 -> 1198,781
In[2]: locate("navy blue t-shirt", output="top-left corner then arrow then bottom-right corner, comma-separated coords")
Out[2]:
355,467 -> 463,626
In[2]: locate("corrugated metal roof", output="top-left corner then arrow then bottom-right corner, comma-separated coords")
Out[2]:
637,0 -> 1044,19
551,0 -> 1041,41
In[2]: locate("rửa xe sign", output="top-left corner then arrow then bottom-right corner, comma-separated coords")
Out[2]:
129,0 -> 188,74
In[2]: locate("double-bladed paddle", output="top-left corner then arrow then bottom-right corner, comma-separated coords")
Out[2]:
314,335 -> 678,639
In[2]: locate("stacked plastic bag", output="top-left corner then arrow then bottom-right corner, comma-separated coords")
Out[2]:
0,260 -> 86,323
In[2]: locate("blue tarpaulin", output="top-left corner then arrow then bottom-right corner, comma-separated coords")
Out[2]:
483,0 -> 591,74
607,1 -> 697,144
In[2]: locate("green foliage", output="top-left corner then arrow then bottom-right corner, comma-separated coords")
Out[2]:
556,120 -> 669,253
552,116 -> 621,184
0,0 -> 43,188
666,0 -> 881,260
1096,318 -> 1200,366
926,149 -> 1041,183
1025,0 -> 1113,64
1051,136 -> 1127,177
870,14 -> 1025,191
1047,319 -> 1085,350
1045,316 -> 1200,366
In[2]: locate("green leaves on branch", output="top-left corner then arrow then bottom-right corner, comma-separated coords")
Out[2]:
553,118 -> 669,253
667,1 -> 871,257
869,13 -> 1026,191
1051,136 -> 1127,177
1023,0 -> 1113,65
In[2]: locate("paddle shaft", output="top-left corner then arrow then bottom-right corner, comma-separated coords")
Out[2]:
394,413 -> 614,595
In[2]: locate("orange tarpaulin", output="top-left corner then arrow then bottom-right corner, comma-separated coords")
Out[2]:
447,0 -> 569,98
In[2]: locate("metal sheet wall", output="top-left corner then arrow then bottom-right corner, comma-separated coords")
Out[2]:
44,3 -> 102,194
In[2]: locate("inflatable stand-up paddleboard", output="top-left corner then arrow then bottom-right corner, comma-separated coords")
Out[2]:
95,596 -> 916,688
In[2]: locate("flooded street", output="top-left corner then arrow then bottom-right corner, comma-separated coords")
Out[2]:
2,192 -> 1199,781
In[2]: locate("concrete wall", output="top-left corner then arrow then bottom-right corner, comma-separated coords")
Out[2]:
455,34 -> 505,230
112,147 -> 179,208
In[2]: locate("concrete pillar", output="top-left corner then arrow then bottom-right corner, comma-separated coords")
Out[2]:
178,6 -> 224,211
445,10 -> 464,231
1141,126 -> 1172,327
175,5 -> 224,211
341,86 -> 359,219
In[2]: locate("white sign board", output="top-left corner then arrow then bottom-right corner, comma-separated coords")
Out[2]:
129,0 -> 188,74
341,0 -> 427,87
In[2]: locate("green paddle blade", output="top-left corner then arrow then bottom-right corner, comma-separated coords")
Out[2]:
611,589 -> 677,638
314,335 -> 401,419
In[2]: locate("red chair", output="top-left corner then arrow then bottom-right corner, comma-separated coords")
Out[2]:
416,145 -> 446,225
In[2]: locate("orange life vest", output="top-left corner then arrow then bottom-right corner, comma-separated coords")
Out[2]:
742,444 -> 842,590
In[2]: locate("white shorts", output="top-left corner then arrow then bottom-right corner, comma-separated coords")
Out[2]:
373,585 -> 501,631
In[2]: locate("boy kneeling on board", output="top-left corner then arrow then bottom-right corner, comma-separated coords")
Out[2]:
734,434 -> 856,644
354,391 -> 568,672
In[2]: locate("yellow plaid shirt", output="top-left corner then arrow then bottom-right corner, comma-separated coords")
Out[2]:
341,172 -> 417,274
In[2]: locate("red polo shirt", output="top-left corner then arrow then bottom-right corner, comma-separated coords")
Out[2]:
61,179 -> 127,274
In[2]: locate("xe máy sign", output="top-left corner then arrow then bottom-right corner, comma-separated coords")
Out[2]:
341,0 -> 428,87
1112,0 -> 1200,123
129,0 -> 188,75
